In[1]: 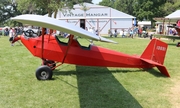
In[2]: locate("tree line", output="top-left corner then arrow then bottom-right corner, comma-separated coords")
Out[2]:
100,0 -> 180,21
0,0 -> 180,26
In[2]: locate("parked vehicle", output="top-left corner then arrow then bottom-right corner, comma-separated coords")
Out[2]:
142,31 -> 148,38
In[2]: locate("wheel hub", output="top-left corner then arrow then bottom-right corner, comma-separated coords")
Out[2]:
41,71 -> 47,77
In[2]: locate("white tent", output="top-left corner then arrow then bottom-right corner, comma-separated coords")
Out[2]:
47,3 -> 135,35
165,10 -> 180,21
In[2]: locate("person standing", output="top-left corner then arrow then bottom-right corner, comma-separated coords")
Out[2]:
114,29 -> 118,37
9,27 -> 15,46
85,27 -> 88,31
92,27 -> 95,34
108,29 -> 112,37
88,27 -> 94,34
121,29 -> 125,38
138,27 -> 142,37
129,29 -> 133,38
95,29 -> 99,36
12,28 -> 22,45
176,20 -> 180,27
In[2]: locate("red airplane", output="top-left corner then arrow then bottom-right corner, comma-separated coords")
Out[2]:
11,14 -> 170,80
167,19 -> 180,36
154,25 -> 180,47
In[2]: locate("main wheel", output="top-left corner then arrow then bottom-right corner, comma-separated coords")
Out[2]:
35,65 -> 53,80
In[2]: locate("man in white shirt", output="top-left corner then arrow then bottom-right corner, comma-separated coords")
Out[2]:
9,27 -> 15,46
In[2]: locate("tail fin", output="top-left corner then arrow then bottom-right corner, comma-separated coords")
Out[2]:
140,39 -> 170,77
141,39 -> 168,65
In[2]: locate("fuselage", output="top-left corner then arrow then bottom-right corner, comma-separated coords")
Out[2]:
175,27 -> 180,36
19,35 -> 153,69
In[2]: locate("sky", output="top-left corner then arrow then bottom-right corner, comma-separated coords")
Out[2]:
92,0 -> 102,4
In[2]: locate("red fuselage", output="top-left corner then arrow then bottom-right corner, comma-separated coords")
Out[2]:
175,27 -> 180,36
20,35 -> 153,69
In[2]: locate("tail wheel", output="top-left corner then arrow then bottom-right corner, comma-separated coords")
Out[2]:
35,65 -> 53,80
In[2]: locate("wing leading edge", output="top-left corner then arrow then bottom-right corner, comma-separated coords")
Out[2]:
11,14 -> 117,44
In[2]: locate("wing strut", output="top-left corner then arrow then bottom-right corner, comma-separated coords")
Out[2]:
61,34 -> 74,64
41,28 -> 45,59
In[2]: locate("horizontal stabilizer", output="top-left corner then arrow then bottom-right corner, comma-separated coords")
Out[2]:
11,14 -> 117,44
156,65 -> 170,77
140,39 -> 170,77
167,25 -> 174,28
141,58 -> 170,77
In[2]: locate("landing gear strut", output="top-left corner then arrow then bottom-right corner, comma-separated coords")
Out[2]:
42,59 -> 56,70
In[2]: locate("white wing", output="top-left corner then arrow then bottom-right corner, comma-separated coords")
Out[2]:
11,14 -> 117,44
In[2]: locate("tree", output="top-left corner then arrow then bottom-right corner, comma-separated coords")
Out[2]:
133,0 -> 167,21
162,0 -> 180,16
16,0 -> 62,17
0,0 -> 21,26
113,0 -> 135,16
5,0 -> 92,26
99,0 -> 114,8
133,0 -> 180,21
16,0 -> 91,18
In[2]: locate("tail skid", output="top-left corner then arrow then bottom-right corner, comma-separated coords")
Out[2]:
140,39 -> 170,77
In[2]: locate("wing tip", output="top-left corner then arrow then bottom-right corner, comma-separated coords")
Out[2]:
99,36 -> 118,44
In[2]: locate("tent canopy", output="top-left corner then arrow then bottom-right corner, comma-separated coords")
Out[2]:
153,10 -> 180,23
165,10 -> 180,21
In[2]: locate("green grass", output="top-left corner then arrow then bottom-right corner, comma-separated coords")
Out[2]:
0,36 -> 180,108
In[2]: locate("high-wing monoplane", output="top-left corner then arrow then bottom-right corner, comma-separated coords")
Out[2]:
153,25 -> 180,47
11,14 -> 170,80
153,18 -> 180,47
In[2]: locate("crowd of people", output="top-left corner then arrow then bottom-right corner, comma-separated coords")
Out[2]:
156,20 -> 180,36
2,27 -> 23,46
85,27 -> 99,36
107,26 -> 148,38
169,28 -> 177,35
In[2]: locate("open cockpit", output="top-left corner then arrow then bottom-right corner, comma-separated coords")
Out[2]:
54,35 -> 91,50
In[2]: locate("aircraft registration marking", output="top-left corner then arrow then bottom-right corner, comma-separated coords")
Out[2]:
156,46 -> 166,51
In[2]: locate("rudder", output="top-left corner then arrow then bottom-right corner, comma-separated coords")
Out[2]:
141,39 -> 168,65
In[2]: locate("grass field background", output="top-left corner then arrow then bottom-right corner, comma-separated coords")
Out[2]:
0,36 -> 180,108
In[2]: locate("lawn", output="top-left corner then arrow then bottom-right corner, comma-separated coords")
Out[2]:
0,36 -> 180,108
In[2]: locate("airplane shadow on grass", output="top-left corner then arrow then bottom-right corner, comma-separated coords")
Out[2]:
53,66 -> 147,108
104,68 -> 167,78
53,65 -> 168,108
141,68 -> 168,78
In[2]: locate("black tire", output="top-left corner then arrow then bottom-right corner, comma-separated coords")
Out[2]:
35,65 -> 53,80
